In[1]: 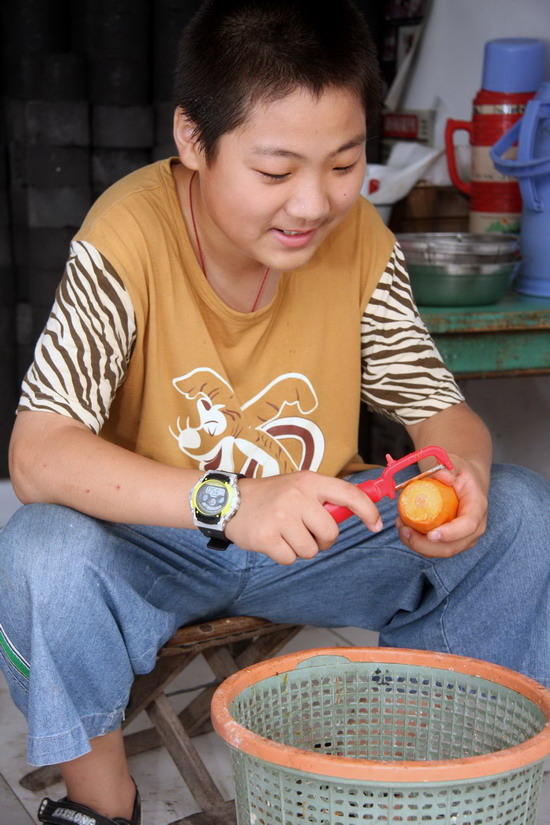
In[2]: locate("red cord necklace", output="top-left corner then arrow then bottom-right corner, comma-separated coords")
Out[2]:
188,170 -> 270,312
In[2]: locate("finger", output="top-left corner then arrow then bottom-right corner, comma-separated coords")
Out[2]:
251,530 -> 302,565
259,537 -> 299,565
425,512 -> 481,544
397,529 -> 466,558
303,506 -> 340,551
322,483 -> 383,532
431,467 -> 458,484
280,521 -> 322,560
424,484 -> 487,543
277,499 -> 343,558
395,518 -> 479,559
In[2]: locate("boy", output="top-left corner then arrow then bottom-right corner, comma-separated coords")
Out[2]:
1,1 -> 549,822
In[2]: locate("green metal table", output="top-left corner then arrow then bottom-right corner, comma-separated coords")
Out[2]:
420,292 -> 550,379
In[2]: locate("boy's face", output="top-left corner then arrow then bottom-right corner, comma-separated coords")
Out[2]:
181,86 -> 367,274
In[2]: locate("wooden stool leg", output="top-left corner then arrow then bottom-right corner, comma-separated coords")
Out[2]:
123,625 -> 304,756
167,800 -> 237,825
146,693 -> 224,812
19,764 -> 61,793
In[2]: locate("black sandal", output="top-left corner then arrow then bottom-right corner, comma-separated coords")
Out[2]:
37,784 -> 141,825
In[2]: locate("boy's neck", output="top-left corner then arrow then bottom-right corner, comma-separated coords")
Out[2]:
172,163 -> 281,312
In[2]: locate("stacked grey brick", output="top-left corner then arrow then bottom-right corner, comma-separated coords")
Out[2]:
0,0 -> 205,477
152,0 -> 202,161
86,0 -> 153,199
0,140 -> 17,477
2,1 -> 88,475
5,63 -> 91,388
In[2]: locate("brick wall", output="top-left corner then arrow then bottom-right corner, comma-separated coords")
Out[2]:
0,0 -> 202,475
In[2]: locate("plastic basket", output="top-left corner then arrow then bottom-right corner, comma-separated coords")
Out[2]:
211,647 -> 550,824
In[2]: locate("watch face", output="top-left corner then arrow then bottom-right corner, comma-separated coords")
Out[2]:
196,481 -> 229,516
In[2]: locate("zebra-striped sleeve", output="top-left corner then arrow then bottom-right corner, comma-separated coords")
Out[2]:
18,240 -> 137,433
361,243 -> 464,425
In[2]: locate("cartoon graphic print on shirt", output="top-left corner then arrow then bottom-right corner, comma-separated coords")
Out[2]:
169,368 -> 325,477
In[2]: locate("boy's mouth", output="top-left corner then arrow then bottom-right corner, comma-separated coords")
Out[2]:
272,226 -> 319,247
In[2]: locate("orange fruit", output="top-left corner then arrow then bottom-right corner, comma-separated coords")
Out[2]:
397,478 -> 459,534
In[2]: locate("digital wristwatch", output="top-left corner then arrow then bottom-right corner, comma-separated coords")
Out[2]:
189,471 -> 243,550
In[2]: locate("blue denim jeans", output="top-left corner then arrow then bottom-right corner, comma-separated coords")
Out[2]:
0,463 -> 549,766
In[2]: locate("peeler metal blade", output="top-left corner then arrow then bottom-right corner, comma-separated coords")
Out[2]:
394,463 -> 448,492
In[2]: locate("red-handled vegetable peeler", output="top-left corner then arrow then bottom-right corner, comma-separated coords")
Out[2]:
325,445 -> 454,524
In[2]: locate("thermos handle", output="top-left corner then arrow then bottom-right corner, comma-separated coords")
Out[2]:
445,119 -> 472,196
490,101 -> 550,212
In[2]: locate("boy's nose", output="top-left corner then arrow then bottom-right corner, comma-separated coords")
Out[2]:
285,180 -> 331,222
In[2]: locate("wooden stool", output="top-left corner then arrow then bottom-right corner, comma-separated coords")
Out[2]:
20,616 -> 303,825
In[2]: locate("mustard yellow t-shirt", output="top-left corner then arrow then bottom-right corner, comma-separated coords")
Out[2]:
19,159 -> 463,478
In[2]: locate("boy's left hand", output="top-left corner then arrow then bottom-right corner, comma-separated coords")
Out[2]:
395,454 -> 489,558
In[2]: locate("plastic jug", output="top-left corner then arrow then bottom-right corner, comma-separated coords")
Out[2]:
446,38 -> 546,234
491,82 -> 550,297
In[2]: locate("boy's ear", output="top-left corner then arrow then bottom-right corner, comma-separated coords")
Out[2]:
173,107 -> 201,169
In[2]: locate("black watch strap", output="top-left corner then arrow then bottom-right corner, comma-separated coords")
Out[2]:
198,526 -> 232,551
207,535 -> 232,551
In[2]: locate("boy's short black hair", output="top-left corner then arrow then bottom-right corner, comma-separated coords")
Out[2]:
173,0 -> 382,163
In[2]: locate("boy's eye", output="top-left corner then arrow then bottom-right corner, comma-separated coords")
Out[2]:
258,159 -> 360,180
334,161 -> 358,174
259,171 -> 290,181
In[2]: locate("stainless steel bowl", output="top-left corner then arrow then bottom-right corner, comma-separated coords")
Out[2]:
397,232 -> 520,306
398,232 -> 519,264
406,261 -> 518,306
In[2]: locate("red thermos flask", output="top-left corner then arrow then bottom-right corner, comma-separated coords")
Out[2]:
445,38 -> 546,234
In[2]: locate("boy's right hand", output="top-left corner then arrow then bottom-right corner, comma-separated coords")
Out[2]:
224,471 -> 383,565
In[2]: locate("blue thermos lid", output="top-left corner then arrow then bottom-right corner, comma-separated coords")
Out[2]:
482,38 -> 547,93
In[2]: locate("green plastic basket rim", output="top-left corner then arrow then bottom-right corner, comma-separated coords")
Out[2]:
211,646 -> 550,783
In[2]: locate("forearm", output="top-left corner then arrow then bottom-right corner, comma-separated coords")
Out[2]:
9,411 -> 201,527
407,402 -> 492,490
9,410 -> 387,564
